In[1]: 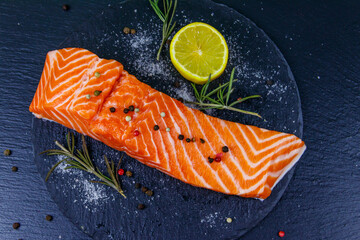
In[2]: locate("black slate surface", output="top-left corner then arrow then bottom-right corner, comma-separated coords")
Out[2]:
0,1 -> 359,240
31,0 -> 303,239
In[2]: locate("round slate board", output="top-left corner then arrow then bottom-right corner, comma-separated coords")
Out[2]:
32,0 -> 303,239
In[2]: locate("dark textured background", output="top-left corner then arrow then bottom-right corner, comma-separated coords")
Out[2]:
0,0 -> 359,240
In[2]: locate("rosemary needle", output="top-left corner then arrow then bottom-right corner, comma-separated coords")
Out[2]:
41,132 -> 126,198
188,68 -> 262,118
149,0 -> 177,60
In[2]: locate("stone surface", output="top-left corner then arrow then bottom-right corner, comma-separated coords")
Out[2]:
0,0 -> 359,239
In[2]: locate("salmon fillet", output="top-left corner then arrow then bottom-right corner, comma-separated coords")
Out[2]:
30,48 -> 306,199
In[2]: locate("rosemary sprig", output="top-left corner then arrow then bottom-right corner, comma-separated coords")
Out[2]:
188,68 -> 262,118
149,0 -> 177,60
41,132 -> 126,198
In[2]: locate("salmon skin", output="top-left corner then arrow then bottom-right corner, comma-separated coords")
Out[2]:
30,48 -> 306,199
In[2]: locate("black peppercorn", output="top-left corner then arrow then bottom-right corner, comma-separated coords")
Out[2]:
45,215 -> 53,221
145,190 -> 154,196
13,222 -> 20,229
177,97 -> 184,103
186,138 -> 191,142
154,125 -> 159,131
129,105 -> 135,111
178,135 -> 184,140
11,166 -> 18,172
135,183 -> 141,189
109,107 -> 116,113
137,204 -> 145,210
141,186 -> 148,193
123,108 -> 129,114
208,157 -> 214,163
62,4 -> 70,11
222,146 -> 229,153
200,138 -> 205,144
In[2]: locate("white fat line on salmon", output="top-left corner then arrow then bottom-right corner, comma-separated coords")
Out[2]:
202,115 -> 243,192
168,98 -> 214,190
47,70 -> 87,102
52,60 -> 90,83
239,146 -> 306,193
51,107 -> 75,130
234,123 -> 300,169
142,157 -> 171,174
49,82 -> 83,111
267,145 -> 306,190
54,49 -> 93,64
259,128 -> 270,133
148,105 -> 171,172
246,125 -> 287,144
187,108 -> 231,193
53,55 -> 96,77
65,104 -> 85,133
237,126 -> 296,155
78,76 -> 118,93
223,127 -> 303,180
152,97 -> 184,179
92,61 -> 120,75
157,94 -> 192,181
143,121 -> 161,164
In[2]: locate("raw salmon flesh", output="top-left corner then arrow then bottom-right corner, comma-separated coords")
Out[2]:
29,48 -> 306,199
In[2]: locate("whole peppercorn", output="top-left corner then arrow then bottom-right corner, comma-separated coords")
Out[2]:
214,157 -> 221,162
178,135 -> 184,140
133,130 -> 140,136
200,138 -> 205,144
141,186 -> 148,193
109,107 -> 116,113
62,4 -> 70,11
45,215 -> 53,221
129,105 -> 135,111
222,146 -> 229,153
4,149 -> 11,156
135,183 -> 141,189
266,80 -> 274,86
186,138 -> 191,143
123,108 -> 129,114
125,170 -> 133,177
208,157 -> 214,163
123,27 -> 130,34
278,231 -> 285,237
117,169 -> 125,176
137,204 -> 145,210
145,190 -> 154,196
11,166 -> 18,172
153,125 -> 159,131
173,81 -> 181,88
13,222 -> 20,229
192,137 -> 196,142
94,90 -> 102,96
130,29 -> 136,34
